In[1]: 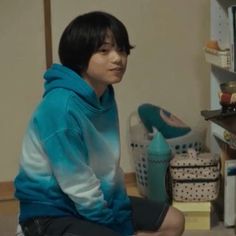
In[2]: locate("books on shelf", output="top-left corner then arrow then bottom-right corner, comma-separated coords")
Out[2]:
228,5 -> 236,71
173,201 -> 211,212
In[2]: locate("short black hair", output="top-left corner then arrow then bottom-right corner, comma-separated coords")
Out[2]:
58,11 -> 134,75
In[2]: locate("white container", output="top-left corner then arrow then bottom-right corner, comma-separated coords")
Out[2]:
204,47 -> 230,69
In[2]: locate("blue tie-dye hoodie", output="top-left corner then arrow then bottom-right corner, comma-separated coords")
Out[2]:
14,63 -> 134,235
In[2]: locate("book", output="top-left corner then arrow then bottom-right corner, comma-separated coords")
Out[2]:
228,5 -> 236,71
172,201 -> 211,230
172,201 -> 211,212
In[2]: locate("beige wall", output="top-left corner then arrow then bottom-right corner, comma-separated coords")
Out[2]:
0,1 -> 45,181
0,0 -> 210,181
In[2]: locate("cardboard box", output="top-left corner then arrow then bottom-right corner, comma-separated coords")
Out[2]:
173,201 -> 211,230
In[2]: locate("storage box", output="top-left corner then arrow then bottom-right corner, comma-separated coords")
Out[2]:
170,152 -> 220,202
204,47 -> 230,69
172,201 -> 211,230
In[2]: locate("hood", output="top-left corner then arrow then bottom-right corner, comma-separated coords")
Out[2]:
43,63 -> 115,110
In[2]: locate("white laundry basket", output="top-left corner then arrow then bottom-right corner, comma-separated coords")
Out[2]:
128,112 -> 206,196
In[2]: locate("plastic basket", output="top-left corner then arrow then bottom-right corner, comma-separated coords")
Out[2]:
128,112 -> 206,196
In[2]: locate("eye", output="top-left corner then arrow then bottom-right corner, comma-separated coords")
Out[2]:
97,44 -> 111,54
116,47 -> 127,54
99,48 -> 109,53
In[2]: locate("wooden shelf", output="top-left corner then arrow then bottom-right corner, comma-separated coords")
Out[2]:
201,109 -> 236,135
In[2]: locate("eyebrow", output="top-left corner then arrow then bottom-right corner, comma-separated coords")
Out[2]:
101,41 -> 113,46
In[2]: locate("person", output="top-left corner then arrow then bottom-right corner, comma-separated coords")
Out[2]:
14,11 -> 185,236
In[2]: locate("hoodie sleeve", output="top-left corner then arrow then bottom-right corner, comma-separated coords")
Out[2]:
42,128 -> 115,225
42,128 -> 135,235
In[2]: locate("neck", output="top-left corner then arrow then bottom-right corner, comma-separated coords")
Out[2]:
82,74 -> 107,97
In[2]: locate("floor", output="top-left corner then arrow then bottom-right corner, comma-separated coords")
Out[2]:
182,223 -> 235,236
0,214 -> 18,236
0,182 -> 235,236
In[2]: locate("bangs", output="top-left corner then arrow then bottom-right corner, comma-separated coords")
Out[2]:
110,25 -> 133,55
89,13 -> 133,54
94,27 -> 133,54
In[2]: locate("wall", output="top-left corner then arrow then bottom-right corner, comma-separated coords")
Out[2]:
50,0 -> 210,172
0,1 -> 45,181
0,0 -> 210,180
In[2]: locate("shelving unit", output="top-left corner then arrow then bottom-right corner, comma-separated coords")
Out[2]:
202,0 -> 236,228
203,0 -> 236,150
202,109 -> 236,134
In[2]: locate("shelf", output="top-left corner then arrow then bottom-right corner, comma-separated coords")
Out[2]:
211,63 -> 236,74
201,109 -> 236,135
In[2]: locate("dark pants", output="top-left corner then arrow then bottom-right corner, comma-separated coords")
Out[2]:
21,216 -> 121,236
21,197 -> 169,236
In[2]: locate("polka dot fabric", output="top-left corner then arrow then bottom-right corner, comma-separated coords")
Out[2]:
170,151 -> 221,202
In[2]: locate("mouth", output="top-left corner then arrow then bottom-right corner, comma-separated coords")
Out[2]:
110,67 -> 124,73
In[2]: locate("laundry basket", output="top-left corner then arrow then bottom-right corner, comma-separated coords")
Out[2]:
128,112 -> 206,196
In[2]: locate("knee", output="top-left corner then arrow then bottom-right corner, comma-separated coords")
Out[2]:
161,206 -> 185,235
173,208 -> 185,234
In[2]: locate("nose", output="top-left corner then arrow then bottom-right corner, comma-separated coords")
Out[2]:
110,50 -> 122,63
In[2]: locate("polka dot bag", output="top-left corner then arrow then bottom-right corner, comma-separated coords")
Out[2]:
170,149 -> 221,202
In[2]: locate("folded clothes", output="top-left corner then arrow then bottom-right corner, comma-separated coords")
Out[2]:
138,103 -> 191,139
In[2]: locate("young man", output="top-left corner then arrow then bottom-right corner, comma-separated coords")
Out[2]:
14,11 -> 185,236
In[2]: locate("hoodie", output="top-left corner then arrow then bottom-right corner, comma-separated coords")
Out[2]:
14,64 -> 134,235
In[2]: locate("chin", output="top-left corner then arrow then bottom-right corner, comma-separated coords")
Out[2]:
110,77 -> 123,84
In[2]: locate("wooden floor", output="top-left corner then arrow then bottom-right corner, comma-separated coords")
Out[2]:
0,199 -> 19,236
0,180 -> 235,236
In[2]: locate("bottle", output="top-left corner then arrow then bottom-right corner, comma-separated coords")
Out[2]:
147,131 -> 172,203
